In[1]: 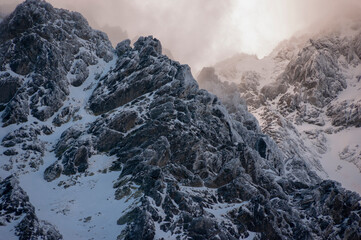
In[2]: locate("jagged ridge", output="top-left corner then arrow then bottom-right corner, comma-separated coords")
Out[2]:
0,1 -> 360,240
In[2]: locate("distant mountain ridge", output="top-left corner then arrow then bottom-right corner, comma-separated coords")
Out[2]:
199,14 -> 361,195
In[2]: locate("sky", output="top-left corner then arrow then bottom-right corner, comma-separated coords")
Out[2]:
1,0 -> 361,72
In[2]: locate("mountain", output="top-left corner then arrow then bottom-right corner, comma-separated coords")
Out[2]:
0,1 -> 360,239
198,12 -> 361,197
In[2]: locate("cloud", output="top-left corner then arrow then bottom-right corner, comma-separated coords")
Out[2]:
1,0 -> 361,73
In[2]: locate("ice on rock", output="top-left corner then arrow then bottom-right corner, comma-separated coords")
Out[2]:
0,1 -> 360,239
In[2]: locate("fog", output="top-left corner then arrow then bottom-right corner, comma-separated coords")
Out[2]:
1,0 -> 361,72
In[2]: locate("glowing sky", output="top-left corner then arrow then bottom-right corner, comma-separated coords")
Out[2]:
1,0 -> 361,72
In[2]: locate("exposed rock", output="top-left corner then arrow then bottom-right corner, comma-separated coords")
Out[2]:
88,36 -> 170,115
339,145 -> 361,173
44,125 -> 93,180
261,81 -> 288,101
69,59 -> 89,87
327,100 -> 361,127
0,175 -> 62,239
44,163 -> 63,182
52,105 -> 80,127
0,0 -> 113,126
238,71 -> 263,109
119,206 -> 155,240
208,22 -> 361,186
1,124 -> 45,173
41,125 -> 54,135
72,146 -> 89,173
108,111 -> 139,133
0,73 -> 22,104
278,37 -> 346,108
0,1 -> 360,239
115,39 -> 131,57
85,36 -> 361,239
198,25 -> 361,239
3,148 -> 18,156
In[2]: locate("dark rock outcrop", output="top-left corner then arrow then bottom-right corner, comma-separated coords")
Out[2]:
44,125 -> 93,180
0,1 -> 360,239
0,73 -> 22,105
0,175 -> 62,239
326,100 -> 361,127
0,0 -> 113,126
48,34 -> 361,239
88,36 -> 168,115
1,124 -> 45,173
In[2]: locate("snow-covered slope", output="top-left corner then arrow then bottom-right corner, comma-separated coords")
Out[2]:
200,15 -> 361,195
1,1 -> 361,239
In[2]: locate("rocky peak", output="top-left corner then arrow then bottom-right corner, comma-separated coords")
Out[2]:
134,36 -> 162,55
0,1 -> 361,239
0,0 -> 55,41
88,35 -> 197,116
262,25 -> 361,109
208,15 -> 361,197
0,0 -> 113,126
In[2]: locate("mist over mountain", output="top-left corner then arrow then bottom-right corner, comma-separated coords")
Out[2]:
199,13 -> 361,195
1,0 -> 361,73
0,1 -> 361,240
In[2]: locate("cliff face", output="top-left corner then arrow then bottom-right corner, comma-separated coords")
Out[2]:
205,20 -> 361,195
0,0 -> 113,126
0,1 -> 360,240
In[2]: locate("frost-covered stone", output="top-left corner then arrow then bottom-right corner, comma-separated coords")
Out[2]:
0,175 -> 62,239
52,105 -> 80,127
69,59 -> 89,87
339,145 -> 361,173
0,73 -> 22,105
327,100 -> 361,127
82,35 -> 361,239
44,125 -> 93,180
0,0 -> 113,126
0,1 -> 360,239
115,39 -> 131,57
209,19 -> 361,193
1,124 -> 46,173
88,36 -> 176,115
278,39 -> 346,108
43,163 -> 62,182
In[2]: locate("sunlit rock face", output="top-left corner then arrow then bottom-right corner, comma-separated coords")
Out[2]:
207,16 -> 361,196
0,1 -> 361,240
